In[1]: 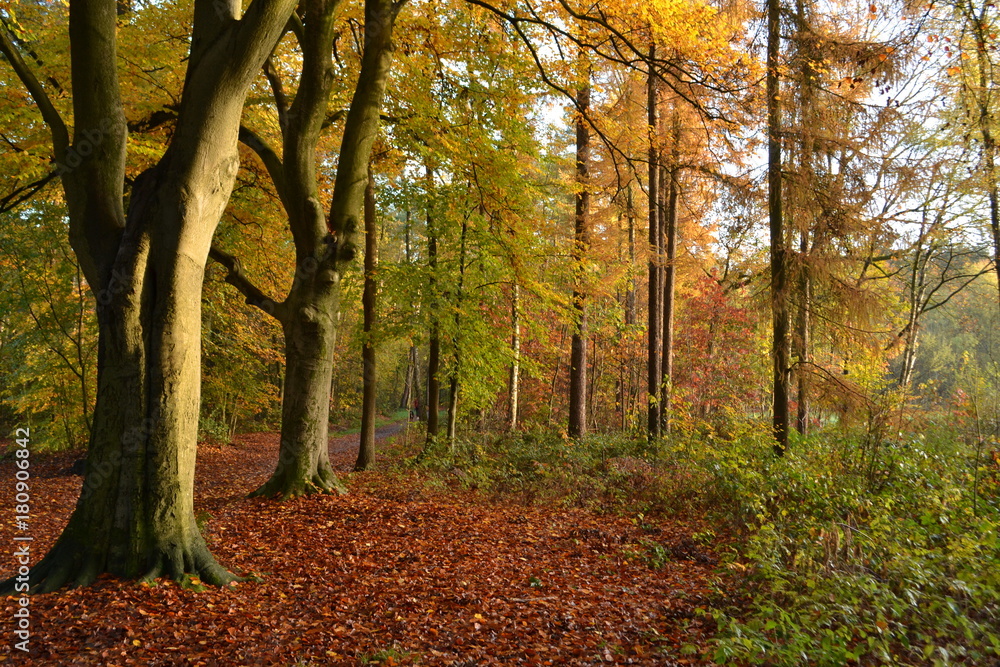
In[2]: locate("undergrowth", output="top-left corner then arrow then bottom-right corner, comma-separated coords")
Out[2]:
398,417 -> 1000,666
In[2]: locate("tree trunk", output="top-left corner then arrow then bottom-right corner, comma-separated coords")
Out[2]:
256,282 -> 343,497
767,0 -> 790,454
1,0 -> 300,593
660,115 -> 680,435
356,164 -> 378,471
508,281 -> 521,431
568,77 -> 591,439
425,166 -> 441,444
646,46 -> 662,440
226,0 -> 400,496
446,214 -> 469,448
972,14 -> 1000,308
794,228 -> 810,434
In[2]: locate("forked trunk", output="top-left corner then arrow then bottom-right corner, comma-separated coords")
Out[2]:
26,159 -> 244,592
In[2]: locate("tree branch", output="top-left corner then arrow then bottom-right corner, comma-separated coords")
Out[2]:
208,244 -> 287,322
238,124 -> 288,205
0,24 -> 70,160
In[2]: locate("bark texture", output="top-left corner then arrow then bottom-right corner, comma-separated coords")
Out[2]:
0,0 -> 299,592
356,164 -> 379,471
646,50 -> 661,440
767,0 -> 790,454
568,79 -> 591,439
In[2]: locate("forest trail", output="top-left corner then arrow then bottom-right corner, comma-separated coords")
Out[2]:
0,427 -> 724,665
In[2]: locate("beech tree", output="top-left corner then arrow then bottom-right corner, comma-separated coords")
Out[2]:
210,0 -> 405,497
0,0 -> 299,590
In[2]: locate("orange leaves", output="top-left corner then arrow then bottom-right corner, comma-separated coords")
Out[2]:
0,430 -> 729,664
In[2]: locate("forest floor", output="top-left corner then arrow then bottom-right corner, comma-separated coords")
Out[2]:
0,423 -> 730,666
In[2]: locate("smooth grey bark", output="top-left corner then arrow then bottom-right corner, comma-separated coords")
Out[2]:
356,164 -> 378,471
0,0 -> 299,592
218,0 -> 405,497
568,78 -> 591,439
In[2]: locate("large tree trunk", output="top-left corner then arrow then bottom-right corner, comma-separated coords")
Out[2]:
767,0 -> 790,454
568,77 -> 591,439
231,0 -> 401,495
356,164 -> 379,471
254,277 -> 344,497
1,0 -> 299,593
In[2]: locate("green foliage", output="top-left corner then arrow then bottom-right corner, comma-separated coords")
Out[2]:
708,426 -> 1000,666
358,645 -> 417,665
404,413 -> 1000,665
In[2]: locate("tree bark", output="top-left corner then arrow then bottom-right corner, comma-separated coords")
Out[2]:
222,0 -> 401,496
794,228 -> 810,434
356,164 -> 379,471
767,0 -> 790,454
660,114 -> 680,435
0,0 -> 304,592
425,165 -> 441,444
508,281 -> 521,431
446,214 -> 469,448
568,76 -> 591,439
646,47 -> 662,440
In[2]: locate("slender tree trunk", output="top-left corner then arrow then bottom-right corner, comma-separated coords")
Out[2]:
626,184 -> 637,327
767,0 -> 790,454
794,228 -> 810,434
646,47 -> 662,440
446,214 -> 469,448
660,115 -> 680,434
898,227 -> 929,390
399,212 -> 415,413
508,281 -> 521,431
425,166 -> 440,444
568,77 -> 591,439
356,164 -> 378,471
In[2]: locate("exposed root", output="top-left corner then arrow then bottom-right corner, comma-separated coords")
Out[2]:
249,458 -> 346,501
248,469 -> 346,501
1,535 -> 241,594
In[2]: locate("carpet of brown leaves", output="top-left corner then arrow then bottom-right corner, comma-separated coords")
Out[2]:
0,426 -> 725,665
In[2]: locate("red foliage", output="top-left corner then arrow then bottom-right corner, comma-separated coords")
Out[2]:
673,278 -> 765,419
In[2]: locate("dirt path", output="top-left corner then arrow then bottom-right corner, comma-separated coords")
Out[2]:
0,428 -> 722,666
328,421 -> 408,458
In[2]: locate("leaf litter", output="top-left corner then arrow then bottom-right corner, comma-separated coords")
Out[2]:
0,428 -> 729,665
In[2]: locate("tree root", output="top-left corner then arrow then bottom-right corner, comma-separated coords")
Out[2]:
248,466 -> 346,501
0,532 -> 242,595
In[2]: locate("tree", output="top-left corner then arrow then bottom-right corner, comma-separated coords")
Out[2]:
356,163 -> 379,471
568,68 -> 591,438
767,0 -> 791,453
212,0 -> 406,497
0,0 -> 300,591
